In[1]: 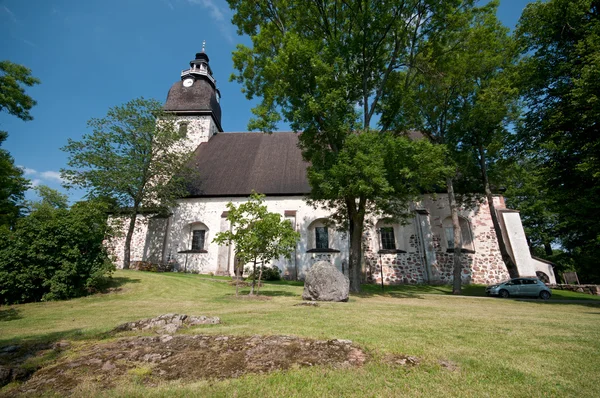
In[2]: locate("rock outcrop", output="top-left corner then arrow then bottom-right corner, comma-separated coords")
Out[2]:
112,313 -> 220,334
302,261 -> 349,302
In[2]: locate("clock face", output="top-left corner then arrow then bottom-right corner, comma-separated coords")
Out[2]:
183,78 -> 194,87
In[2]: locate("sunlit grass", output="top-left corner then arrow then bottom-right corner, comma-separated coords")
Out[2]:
1,270 -> 599,397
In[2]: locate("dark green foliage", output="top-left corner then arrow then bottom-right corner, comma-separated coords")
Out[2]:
516,0 -> 600,282
0,60 -> 40,121
0,132 -> 30,228
228,0 -> 463,292
0,201 -> 115,304
245,265 -> 282,281
0,60 -> 38,228
61,97 -> 195,269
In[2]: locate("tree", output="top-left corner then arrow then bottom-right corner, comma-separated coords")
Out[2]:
228,0 -> 469,292
213,192 -> 300,296
61,97 -> 194,269
381,1 -> 518,292
0,60 -> 40,121
29,184 -> 69,211
0,61 -> 39,228
0,199 -> 114,304
516,0 -> 600,282
0,132 -> 30,228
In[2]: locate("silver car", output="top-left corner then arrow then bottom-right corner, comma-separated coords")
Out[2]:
486,278 -> 552,300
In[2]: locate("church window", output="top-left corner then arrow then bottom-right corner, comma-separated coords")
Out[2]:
191,230 -> 206,251
179,122 -> 189,135
443,216 -> 474,252
315,227 -> 329,249
379,227 -> 396,250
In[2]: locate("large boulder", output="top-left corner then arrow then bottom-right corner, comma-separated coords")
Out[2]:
302,261 -> 349,302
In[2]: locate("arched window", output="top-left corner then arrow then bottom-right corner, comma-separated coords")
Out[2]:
442,216 -> 474,252
307,219 -> 339,252
188,222 -> 209,252
178,121 -> 189,135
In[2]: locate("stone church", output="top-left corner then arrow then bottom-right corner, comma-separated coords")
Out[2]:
109,51 -> 556,285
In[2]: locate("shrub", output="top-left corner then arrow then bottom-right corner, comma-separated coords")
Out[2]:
0,201 -> 115,304
244,265 -> 282,281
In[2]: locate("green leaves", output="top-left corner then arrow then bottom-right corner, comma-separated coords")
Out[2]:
0,200 -> 114,304
213,192 -> 300,268
61,97 -> 193,211
0,60 -> 40,121
516,0 -> 600,282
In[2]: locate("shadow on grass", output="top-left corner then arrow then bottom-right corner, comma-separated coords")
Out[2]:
0,307 -> 22,322
256,290 -> 299,297
516,299 -> 600,308
98,276 -> 141,293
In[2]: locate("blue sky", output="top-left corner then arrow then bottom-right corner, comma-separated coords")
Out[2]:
0,0 -> 534,202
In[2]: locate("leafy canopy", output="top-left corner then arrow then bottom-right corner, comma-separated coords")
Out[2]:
0,199 -> 114,304
0,60 -> 40,121
61,97 -> 193,212
516,0 -> 600,282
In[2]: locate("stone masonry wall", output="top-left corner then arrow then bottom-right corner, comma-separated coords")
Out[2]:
364,196 -> 510,286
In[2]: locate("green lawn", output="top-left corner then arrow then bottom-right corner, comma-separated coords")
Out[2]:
1,270 -> 599,397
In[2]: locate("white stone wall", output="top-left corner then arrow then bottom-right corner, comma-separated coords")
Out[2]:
113,196 -> 349,279
172,115 -> 217,154
109,194 -> 520,285
364,194 -> 511,285
106,215 -> 168,267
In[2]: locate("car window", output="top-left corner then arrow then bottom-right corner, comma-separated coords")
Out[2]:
522,279 -> 536,285
512,279 -> 522,285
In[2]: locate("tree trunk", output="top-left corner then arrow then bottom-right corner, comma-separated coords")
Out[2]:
256,263 -> 264,296
348,210 -> 364,294
477,144 -> 518,277
544,242 -> 553,256
122,206 -> 139,270
447,177 -> 463,295
249,258 -> 257,295
235,259 -> 240,297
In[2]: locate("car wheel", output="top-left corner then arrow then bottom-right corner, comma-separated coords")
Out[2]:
499,289 -> 509,298
539,290 -> 551,300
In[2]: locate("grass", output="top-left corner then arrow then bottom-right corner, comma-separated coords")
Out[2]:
1,270 -> 599,397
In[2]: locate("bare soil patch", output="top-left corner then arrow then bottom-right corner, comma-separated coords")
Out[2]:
10,334 -> 367,396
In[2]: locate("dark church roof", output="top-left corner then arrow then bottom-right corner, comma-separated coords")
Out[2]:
185,132 -> 311,197
164,79 -> 222,130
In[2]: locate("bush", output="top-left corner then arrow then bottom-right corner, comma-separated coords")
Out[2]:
244,265 -> 282,281
0,201 -> 115,304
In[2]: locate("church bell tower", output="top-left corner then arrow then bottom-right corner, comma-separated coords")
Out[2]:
164,45 -> 223,151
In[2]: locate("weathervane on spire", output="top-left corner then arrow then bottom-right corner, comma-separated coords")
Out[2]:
202,40 -> 206,53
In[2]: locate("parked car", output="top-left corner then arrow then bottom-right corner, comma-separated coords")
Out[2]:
486,278 -> 552,300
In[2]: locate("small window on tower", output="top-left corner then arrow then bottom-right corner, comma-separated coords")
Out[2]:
179,122 -> 189,135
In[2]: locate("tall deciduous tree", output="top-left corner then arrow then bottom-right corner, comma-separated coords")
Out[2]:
0,60 -> 39,228
228,0 -> 468,292
516,0 -> 600,282
61,98 -> 194,269
213,193 -> 300,296
0,132 -> 30,228
382,1 -> 518,292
